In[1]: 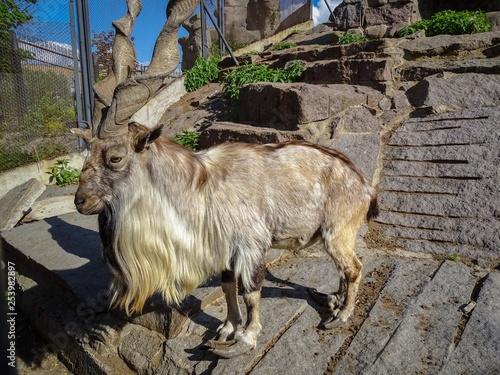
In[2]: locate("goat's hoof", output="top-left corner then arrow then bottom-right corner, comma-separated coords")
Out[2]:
307,287 -> 342,311
205,339 -> 253,359
320,314 -> 344,330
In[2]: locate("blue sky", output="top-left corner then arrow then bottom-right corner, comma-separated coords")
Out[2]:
25,0 -> 340,65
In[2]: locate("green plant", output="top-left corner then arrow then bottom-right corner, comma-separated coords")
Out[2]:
47,159 -> 80,187
397,10 -> 491,37
397,19 -> 429,37
288,29 -> 300,36
272,42 -> 298,51
243,50 -> 260,56
183,56 -> 220,92
449,253 -> 459,262
173,130 -> 200,151
337,31 -> 368,45
222,61 -> 304,105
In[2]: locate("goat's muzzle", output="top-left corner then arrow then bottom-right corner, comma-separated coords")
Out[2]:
74,186 -> 105,215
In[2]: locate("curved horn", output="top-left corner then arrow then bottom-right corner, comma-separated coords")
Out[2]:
93,0 -> 142,138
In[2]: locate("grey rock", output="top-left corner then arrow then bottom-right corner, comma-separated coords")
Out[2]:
364,1 -> 415,27
486,11 -> 500,32
367,261 -> 475,374
365,24 -> 389,39
377,107 -> 500,258
406,72 -> 500,109
399,31 -> 500,59
398,57 -> 500,82
238,83 -> 383,129
303,57 -> 395,85
440,271 -> 500,375
331,132 -> 381,183
199,121 -> 303,148
119,324 -> 165,375
334,257 -> 439,374
0,178 -> 45,231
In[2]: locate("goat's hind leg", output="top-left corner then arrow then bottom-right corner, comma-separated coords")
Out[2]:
209,258 -> 266,358
308,227 -> 362,329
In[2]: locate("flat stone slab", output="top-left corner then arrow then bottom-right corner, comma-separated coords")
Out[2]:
21,195 -> 77,223
333,257 -> 439,374
1,211 -> 108,303
377,107 -> 500,258
362,260 -> 475,374
440,271 -> 500,375
0,178 -> 46,231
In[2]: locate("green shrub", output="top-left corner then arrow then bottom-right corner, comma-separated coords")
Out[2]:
184,56 -> 220,92
337,31 -> 368,45
24,92 -> 75,137
173,130 -> 200,151
397,10 -> 491,37
222,61 -> 304,104
272,42 -> 298,51
47,158 -> 80,187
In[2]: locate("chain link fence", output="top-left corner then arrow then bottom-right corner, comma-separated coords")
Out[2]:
0,1 -> 80,173
0,0 -> 312,174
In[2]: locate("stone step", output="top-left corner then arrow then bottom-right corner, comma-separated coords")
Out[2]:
333,257 -> 440,374
439,271 -> 500,374
377,106 -> 500,258
363,261 -> 476,374
237,82 -> 383,130
198,121 -> 303,149
397,57 -> 500,82
274,38 -> 395,66
301,58 -> 394,86
250,248 -> 392,375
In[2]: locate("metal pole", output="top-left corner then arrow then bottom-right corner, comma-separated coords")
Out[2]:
200,0 -> 208,59
68,0 -> 85,149
75,0 -> 94,129
218,0 -> 225,57
323,0 -> 335,23
202,0 -> 237,65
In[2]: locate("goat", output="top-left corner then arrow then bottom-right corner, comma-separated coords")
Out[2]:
72,122 -> 379,358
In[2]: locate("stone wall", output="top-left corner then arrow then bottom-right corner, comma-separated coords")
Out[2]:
330,0 -> 500,39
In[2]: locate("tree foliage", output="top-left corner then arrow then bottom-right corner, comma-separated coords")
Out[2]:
92,30 -> 135,81
91,30 -> 114,81
0,0 -> 37,73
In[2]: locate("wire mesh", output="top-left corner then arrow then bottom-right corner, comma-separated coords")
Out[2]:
0,0 -> 312,173
0,0 -> 78,173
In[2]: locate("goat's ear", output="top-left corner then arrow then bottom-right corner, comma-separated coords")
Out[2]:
129,122 -> 164,152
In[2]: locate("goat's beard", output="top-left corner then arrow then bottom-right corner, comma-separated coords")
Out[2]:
98,168 -> 231,315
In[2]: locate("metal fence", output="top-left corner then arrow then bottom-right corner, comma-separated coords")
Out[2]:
0,0 -> 312,174
0,1 -> 79,173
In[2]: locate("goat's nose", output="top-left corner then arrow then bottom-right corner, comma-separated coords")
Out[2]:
74,194 -> 85,208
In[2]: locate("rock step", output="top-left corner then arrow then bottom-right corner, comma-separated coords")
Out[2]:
361,261 -> 476,374
160,247 -> 389,374
333,257 -> 439,374
377,106 -> 500,258
198,121 -> 303,149
397,57 -> 500,82
439,271 -> 500,374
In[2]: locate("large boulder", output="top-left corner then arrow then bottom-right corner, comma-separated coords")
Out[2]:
238,82 -> 384,130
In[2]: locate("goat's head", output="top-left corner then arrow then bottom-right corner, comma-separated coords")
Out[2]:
71,122 -> 163,215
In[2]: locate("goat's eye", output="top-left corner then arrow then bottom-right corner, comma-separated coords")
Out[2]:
110,157 -> 122,164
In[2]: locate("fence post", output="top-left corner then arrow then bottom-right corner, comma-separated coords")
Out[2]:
73,0 -> 94,138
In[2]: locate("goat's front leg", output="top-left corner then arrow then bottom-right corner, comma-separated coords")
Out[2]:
208,258 -> 266,358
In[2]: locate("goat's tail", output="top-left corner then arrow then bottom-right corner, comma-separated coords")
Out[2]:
367,188 -> 380,222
